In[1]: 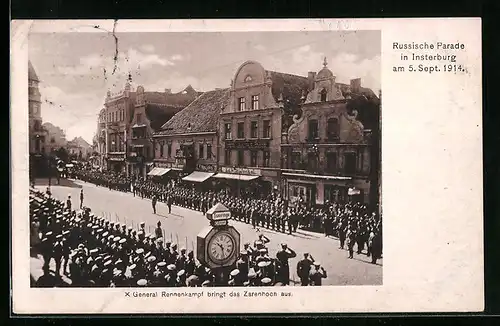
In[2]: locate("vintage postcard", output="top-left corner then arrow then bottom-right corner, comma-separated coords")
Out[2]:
11,18 -> 483,314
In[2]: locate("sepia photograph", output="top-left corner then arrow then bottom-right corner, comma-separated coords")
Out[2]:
27,29 -> 382,289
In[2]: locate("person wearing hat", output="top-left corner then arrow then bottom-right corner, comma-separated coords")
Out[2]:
151,194 -> 158,214
184,250 -> 195,277
176,269 -> 187,287
155,221 -> 163,240
309,262 -> 327,286
79,189 -> 84,209
346,226 -> 356,259
276,243 -> 297,285
296,253 -> 314,286
175,248 -> 187,271
255,248 -> 270,265
165,264 -> 177,287
236,250 -> 249,281
66,195 -> 72,213
260,277 -> 272,287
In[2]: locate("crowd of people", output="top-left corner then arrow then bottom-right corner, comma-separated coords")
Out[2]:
70,169 -> 383,262
30,188 -> 335,288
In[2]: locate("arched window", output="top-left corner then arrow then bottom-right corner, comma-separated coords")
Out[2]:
327,118 -> 339,141
320,88 -> 328,102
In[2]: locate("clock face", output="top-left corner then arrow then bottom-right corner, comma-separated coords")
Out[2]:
208,232 -> 235,263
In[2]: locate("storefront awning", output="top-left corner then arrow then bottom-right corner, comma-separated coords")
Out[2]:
212,173 -> 260,181
156,168 -> 171,176
147,167 -> 161,176
282,172 -> 352,181
182,171 -> 214,183
132,124 -> 147,128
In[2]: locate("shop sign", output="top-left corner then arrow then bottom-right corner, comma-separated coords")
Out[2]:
225,139 -> 270,150
220,166 -> 261,176
197,164 -> 216,172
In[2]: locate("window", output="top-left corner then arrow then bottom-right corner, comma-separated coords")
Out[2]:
320,88 -> 328,102
108,113 -> 111,122
160,142 -> 164,157
238,97 -> 246,111
167,143 -> 172,157
291,152 -> 301,169
250,151 -> 258,167
225,149 -> 232,165
344,152 -> 357,175
262,120 -> 271,138
224,123 -> 232,140
50,137 -> 55,144
252,95 -> 259,110
250,121 -> 258,138
207,144 -> 213,160
237,122 -> 245,139
263,150 -> 270,167
308,119 -> 319,140
136,113 -> 142,124
199,143 -> 204,159
34,120 -> 41,131
327,118 -> 339,141
326,152 -> 337,172
307,152 -> 319,171
237,150 -> 244,166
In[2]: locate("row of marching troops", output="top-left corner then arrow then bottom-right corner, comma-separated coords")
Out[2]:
74,170 -> 131,192
70,169 -> 383,262
30,189 -> 328,287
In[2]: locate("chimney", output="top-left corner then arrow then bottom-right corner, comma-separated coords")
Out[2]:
350,78 -> 361,93
307,71 -> 316,90
165,88 -> 171,94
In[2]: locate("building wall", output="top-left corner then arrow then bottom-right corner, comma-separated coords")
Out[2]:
28,74 -> 45,153
218,61 -> 283,190
153,133 -> 218,173
43,123 -> 68,154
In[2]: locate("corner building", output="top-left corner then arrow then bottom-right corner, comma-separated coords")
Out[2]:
216,60 -> 309,198
281,59 -> 380,206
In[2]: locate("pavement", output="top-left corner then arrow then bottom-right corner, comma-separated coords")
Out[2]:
33,178 -> 382,286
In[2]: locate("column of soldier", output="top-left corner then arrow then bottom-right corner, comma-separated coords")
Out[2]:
30,189 -> 329,287
70,169 -> 383,263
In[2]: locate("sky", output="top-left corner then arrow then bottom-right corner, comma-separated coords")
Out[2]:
28,31 -> 380,144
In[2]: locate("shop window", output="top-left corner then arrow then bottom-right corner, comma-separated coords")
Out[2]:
344,152 -> 357,175
326,152 -> 337,173
327,118 -> 339,141
237,122 -> 245,139
262,120 -> 271,138
308,119 -> 319,140
252,95 -> 259,110
250,151 -> 258,167
238,97 -> 246,111
263,150 -> 270,167
224,123 -> 232,140
237,150 -> 244,166
250,121 -> 258,138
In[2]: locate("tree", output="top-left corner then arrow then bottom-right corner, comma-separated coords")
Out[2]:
55,147 -> 69,162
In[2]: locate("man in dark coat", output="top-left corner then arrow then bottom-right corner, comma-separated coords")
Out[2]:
152,195 -> 157,214
275,243 -> 296,285
296,253 -> 314,286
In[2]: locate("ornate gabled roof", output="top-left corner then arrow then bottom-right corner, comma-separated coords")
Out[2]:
155,88 -> 230,136
28,61 -> 39,82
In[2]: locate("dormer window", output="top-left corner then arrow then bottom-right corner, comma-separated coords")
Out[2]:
187,123 -> 191,130
320,88 -> 328,102
244,75 -> 253,82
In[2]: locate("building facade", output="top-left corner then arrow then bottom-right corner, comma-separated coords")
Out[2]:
67,137 -> 92,160
103,82 -> 136,174
153,88 -> 229,184
128,85 -> 199,179
28,61 -> 46,154
216,60 -> 309,198
43,122 -> 68,154
280,59 -> 380,206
